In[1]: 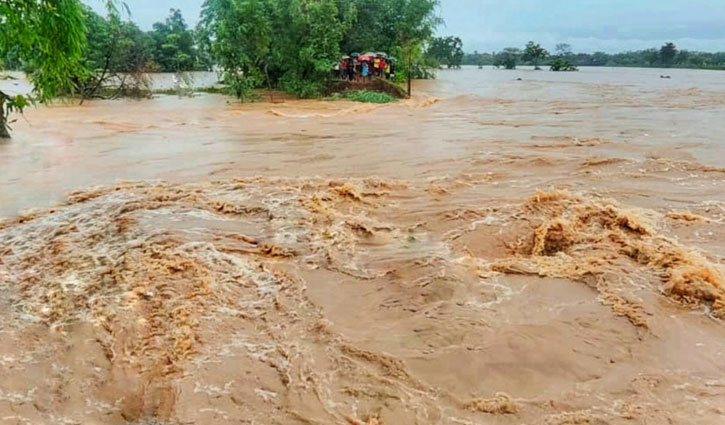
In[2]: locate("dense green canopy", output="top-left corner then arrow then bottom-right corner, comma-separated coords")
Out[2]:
199,0 -> 441,99
427,36 -> 464,68
1,0 -> 87,137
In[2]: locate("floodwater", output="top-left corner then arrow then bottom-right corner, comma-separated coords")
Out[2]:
0,67 -> 724,425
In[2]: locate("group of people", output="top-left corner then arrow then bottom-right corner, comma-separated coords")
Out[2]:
338,53 -> 396,81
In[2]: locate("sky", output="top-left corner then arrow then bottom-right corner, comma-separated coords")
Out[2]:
83,0 -> 725,53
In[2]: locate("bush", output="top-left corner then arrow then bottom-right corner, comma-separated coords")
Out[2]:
549,58 -> 578,71
332,90 -> 397,103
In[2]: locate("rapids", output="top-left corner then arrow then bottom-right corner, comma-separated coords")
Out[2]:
1,67 -> 724,424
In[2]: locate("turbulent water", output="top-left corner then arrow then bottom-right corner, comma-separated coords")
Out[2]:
1,67 -> 724,425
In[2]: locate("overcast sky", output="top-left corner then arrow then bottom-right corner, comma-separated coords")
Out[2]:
84,0 -> 725,53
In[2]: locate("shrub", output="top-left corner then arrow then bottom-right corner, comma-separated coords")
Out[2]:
549,58 -> 579,71
332,90 -> 397,103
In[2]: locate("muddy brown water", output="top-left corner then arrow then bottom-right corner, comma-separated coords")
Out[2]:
0,67 -> 724,425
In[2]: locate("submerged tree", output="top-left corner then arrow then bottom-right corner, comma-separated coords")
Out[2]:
549,58 -> 578,71
0,0 -> 87,138
494,48 -> 521,70
523,41 -> 548,70
550,43 -> 577,71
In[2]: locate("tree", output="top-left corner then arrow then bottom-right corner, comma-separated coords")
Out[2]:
394,0 -> 441,96
150,9 -> 198,72
71,4 -> 158,101
522,41 -> 548,70
660,42 -> 677,67
555,43 -> 572,57
200,0 -> 273,100
1,0 -> 87,138
278,0 -> 349,97
201,0 -> 442,99
427,36 -> 464,69
493,48 -> 520,70
549,58 -> 578,71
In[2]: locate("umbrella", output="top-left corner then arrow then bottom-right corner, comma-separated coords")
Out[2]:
375,52 -> 387,57
350,52 -> 360,58
342,55 -> 350,60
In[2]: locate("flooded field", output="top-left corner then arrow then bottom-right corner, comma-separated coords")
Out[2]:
1,67 -> 724,424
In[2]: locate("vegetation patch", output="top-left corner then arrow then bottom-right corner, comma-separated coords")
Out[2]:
330,90 -> 397,103
549,58 -> 579,72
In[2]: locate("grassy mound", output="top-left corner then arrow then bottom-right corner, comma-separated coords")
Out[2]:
332,90 -> 397,104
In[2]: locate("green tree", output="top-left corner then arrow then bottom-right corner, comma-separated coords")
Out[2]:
1,0 -> 87,138
660,42 -> 677,67
201,0 -> 440,99
72,4 -> 157,101
427,36 -> 464,69
394,0 -> 441,95
278,0 -> 349,97
200,0 -> 273,100
522,41 -> 548,70
150,9 -> 198,72
549,58 -> 578,71
493,48 -> 520,70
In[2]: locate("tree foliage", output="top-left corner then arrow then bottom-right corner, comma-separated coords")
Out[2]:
479,41 -> 725,71
493,48 -> 520,70
544,42 -> 725,70
462,51 -> 494,67
151,9 -> 199,72
522,41 -> 548,69
1,0 -> 88,137
200,0 -> 441,99
659,42 -> 677,67
549,58 -> 578,71
72,4 -> 158,99
427,36 -> 464,68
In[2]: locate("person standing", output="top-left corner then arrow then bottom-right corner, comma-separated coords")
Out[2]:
347,59 -> 355,81
362,61 -> 369,79
340,58 -> 348,79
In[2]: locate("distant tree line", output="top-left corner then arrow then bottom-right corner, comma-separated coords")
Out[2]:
463,42 -> 725,71
1,7 -> 210,74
